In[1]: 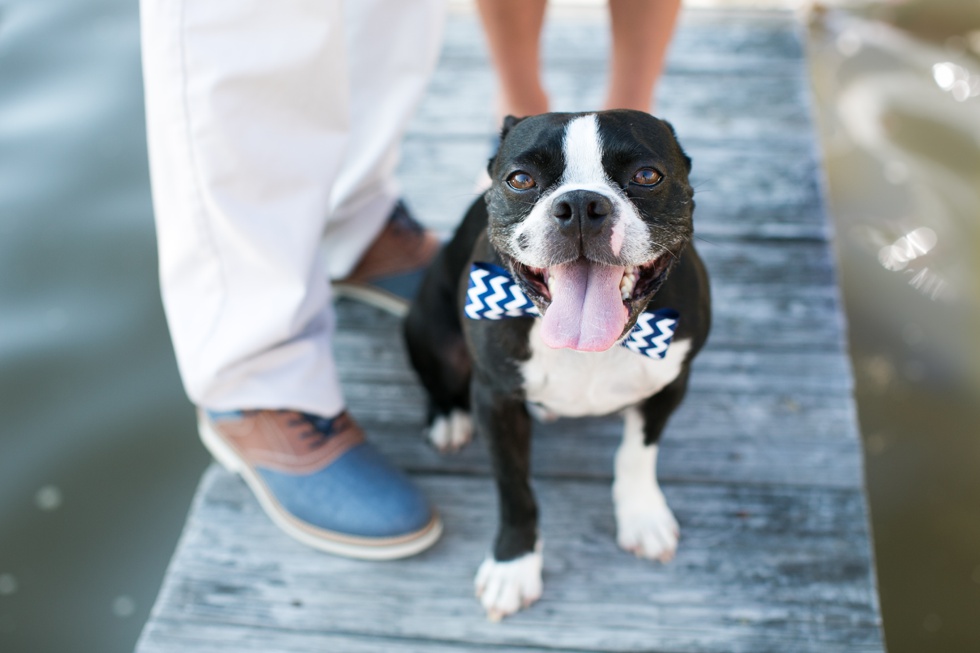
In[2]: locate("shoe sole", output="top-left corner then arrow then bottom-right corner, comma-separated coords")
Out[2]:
332,281 -> 409,317
198,416 -> 443,561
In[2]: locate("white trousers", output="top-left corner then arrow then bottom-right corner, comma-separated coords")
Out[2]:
140,0 -> 445,417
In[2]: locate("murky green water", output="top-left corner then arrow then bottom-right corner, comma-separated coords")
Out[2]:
0,1 -> 977,651
808,2 -> 980,650
0,1 -> 209,650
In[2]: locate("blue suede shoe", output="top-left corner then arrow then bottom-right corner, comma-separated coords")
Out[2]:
199,409 -> 442,560
332,200 -> 441,316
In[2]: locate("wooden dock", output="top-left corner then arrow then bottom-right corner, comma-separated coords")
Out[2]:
136,8 -> 885,652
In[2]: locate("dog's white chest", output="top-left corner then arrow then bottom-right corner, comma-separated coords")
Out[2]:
520,322 -> 691,418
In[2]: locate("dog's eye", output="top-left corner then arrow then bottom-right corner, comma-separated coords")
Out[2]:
506,171 -> 536,191
631,168 -> 663,186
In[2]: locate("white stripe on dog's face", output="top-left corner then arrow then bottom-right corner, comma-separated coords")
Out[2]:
563,113 -> 607,186
510,114 -> 652,267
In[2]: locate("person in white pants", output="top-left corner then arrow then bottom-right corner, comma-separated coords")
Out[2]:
140,0 -> 446,560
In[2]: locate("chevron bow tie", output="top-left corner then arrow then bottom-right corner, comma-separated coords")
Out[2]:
464,262 -> 679,359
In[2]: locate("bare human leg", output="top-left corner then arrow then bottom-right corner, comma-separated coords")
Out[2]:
476,0 -> 550,119
605,0 -> 682,113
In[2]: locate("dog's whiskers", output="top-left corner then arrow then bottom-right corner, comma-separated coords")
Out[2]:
649,239 -> 680,262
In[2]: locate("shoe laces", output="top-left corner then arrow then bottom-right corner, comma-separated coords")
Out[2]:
288,412 -> 349,450
389,200 -> 424,236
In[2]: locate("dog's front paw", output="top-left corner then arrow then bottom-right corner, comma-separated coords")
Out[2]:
426,409 -> 472,453
526,401 -> 559,423
616,496 -> 680,562
474,549 -> 543,621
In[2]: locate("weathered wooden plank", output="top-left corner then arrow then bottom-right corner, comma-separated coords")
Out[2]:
664,11 -> 806,68
438,10 -> 805,73
351,399 -> 864,490
697,239 -> 836,285
399,140 -> 829,241
139,622 -> 551,653
142,469 -> 882,653
363,424 -> 865,491
410,65 -> 812,146
347,378 -> 858,443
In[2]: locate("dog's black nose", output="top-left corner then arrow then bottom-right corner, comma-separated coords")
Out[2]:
551,190 -> 612,234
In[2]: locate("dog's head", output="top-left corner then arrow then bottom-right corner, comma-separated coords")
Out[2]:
484,110 -> 695,352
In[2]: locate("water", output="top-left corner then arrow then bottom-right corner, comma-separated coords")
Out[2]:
1,1 -> 978,652
0,1 -> 209,650
807,2 -> 980,650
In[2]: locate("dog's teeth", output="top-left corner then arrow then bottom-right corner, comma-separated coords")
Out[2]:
619,268 -> 636,301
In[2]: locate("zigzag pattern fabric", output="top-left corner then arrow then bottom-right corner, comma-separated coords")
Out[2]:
464,262 -> 678,359
621,309 -> 679,359
465,262 -> 541,319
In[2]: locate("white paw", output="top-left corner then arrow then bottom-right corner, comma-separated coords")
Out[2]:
474,548 -> 543,621
427,410 -> 472,453
616,496 -> 680,562
526,402 -> 559,423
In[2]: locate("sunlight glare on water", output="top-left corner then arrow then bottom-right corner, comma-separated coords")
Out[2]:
932,61 -> 980,100
877,226 -> 937,272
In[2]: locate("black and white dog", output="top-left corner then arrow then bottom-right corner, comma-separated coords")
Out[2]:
404,110 -> 711,620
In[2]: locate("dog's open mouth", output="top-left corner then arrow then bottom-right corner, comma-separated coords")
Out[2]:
512,256 -> 671,352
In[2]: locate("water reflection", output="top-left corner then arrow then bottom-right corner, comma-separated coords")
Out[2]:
932,61 -> 980,100
877,226 -> 937,272
876,226 -> 950,302
34,485 -> 63,512
0,2 -> 209,651
0,576 -> 17,597
809,1 -> 980,651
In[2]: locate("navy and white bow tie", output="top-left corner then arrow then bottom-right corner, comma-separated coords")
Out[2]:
464,262 -> 679,360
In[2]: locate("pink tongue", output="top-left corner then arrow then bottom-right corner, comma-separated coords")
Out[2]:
540,259 -> 628,351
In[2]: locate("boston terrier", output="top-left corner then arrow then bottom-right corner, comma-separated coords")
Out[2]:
404,110 -> 711,620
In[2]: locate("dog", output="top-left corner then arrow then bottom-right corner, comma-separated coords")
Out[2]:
404,109 -> 711,620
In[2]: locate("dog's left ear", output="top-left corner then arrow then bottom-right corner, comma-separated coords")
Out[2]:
662,120 -> 692,173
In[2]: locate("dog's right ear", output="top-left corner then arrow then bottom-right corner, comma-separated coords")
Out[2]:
500,114 -> 524,140
487,115 -> 526,178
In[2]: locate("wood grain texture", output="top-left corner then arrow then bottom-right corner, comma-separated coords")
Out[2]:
437,10 -> 805,71
136,8 -> 884,653
409,67 -> 813,144
141,469 -> 882,653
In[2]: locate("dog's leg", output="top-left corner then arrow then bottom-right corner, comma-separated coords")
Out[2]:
471,378 -> 542,621
404,275 -> 473,454
417,332 -> 472,453
613,371 -> 689,561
